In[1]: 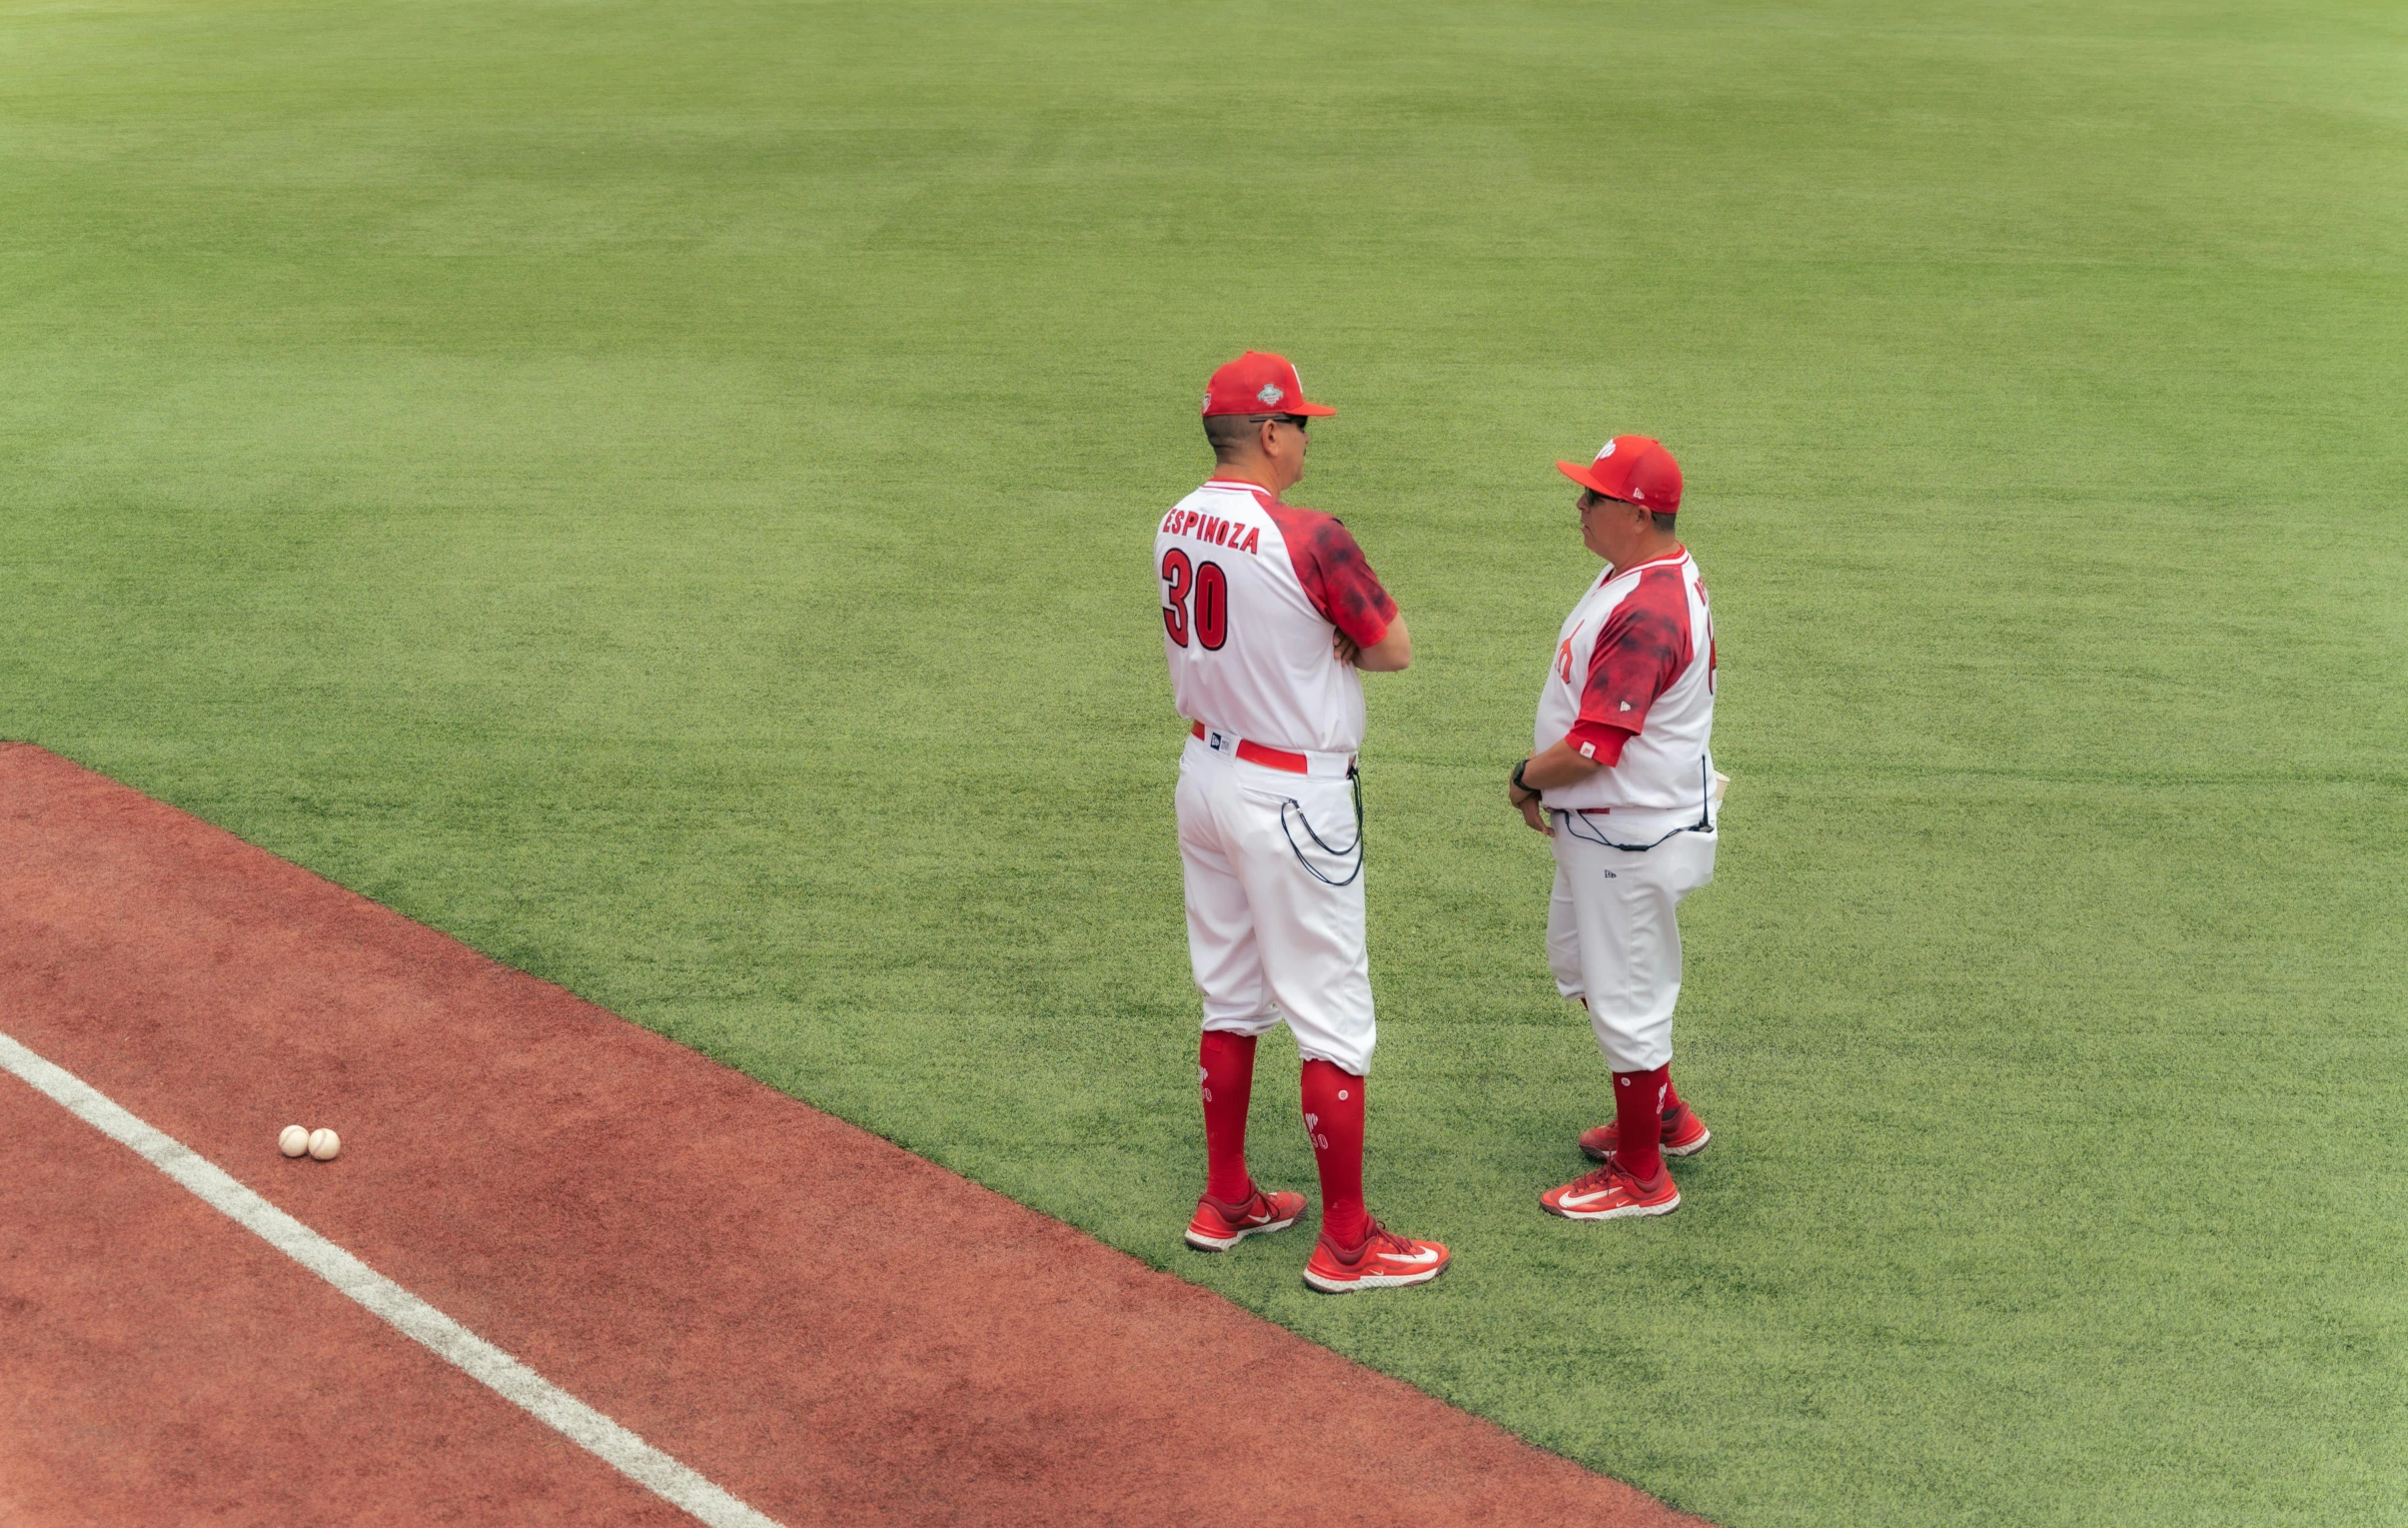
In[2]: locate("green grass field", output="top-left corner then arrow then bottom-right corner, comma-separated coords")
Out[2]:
5,2 -> 2404,1522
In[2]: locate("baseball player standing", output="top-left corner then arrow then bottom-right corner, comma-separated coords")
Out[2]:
1507,436 -> 1721,1221
1157,351 -> 1449,1292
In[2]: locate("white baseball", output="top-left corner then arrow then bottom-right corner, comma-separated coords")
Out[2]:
307,1127 -> 342,1162
279,1124 -> 310,1158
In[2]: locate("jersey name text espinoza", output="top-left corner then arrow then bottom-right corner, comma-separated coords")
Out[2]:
1156,480 -> 1397,757
1534,548 -> 1716,815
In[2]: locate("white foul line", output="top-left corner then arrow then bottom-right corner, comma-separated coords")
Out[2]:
0,1028 -> 785,1528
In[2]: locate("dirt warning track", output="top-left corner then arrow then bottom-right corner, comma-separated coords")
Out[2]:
0,744 -> 1703,1527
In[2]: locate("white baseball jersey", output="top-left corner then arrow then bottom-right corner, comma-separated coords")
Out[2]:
1155,479 -> 1397,757
1534,547 -> 1717,815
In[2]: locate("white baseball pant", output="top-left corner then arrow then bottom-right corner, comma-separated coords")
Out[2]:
1176,734 -> 1375,1075
1547,808 -> 1718,1072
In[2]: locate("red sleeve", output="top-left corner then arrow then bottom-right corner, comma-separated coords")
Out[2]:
1566,566 -> 1692,761
1564,725 -> 1634,766
1264,501 -> 1397,649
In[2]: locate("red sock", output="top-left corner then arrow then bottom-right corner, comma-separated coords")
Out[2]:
1198,1031 -> 1258,1203
1661,1068 -> 1686,1117
1300,1059 -> 1368,1246
1613,1065 -> 1670,1181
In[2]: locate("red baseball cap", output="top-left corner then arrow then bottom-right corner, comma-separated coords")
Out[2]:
1200,351 -> 1336,418
1557,436 -> 1683,515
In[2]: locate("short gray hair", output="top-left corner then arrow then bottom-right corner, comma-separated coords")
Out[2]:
1203,414 -> 1261,454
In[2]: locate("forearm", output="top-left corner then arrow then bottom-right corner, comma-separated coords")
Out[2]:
1505,739 -> 1607,835
1352,612 -> 1411,672
1518,739 -> 1608,792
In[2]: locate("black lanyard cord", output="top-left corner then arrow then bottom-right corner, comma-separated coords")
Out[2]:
1554,759 -> 1715,853
1279,765 -> 1365,887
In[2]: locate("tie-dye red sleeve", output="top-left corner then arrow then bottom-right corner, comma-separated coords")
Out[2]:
1566,567 -> 1691,762
1266,503 -> 1397,649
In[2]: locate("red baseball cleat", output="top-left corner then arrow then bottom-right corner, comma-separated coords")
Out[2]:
1579,1101 -> 1712,1162
1185,1186 -> 1309,1251
1301,1219 -> 1450,1292
1541,1162 -> 1681,1220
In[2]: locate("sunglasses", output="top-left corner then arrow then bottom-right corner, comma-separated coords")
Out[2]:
1246,413 -> 1310,430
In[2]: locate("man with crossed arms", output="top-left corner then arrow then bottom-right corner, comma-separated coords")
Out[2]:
1156,350 -> 1449,1291
1509,434 -> 1722,1221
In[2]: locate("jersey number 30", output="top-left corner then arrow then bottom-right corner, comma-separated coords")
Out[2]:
1161,549 -> 1228,650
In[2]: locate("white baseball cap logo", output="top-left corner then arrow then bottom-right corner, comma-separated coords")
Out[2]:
1597,440 -> 1617,459
1257,383 -> 1285,406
